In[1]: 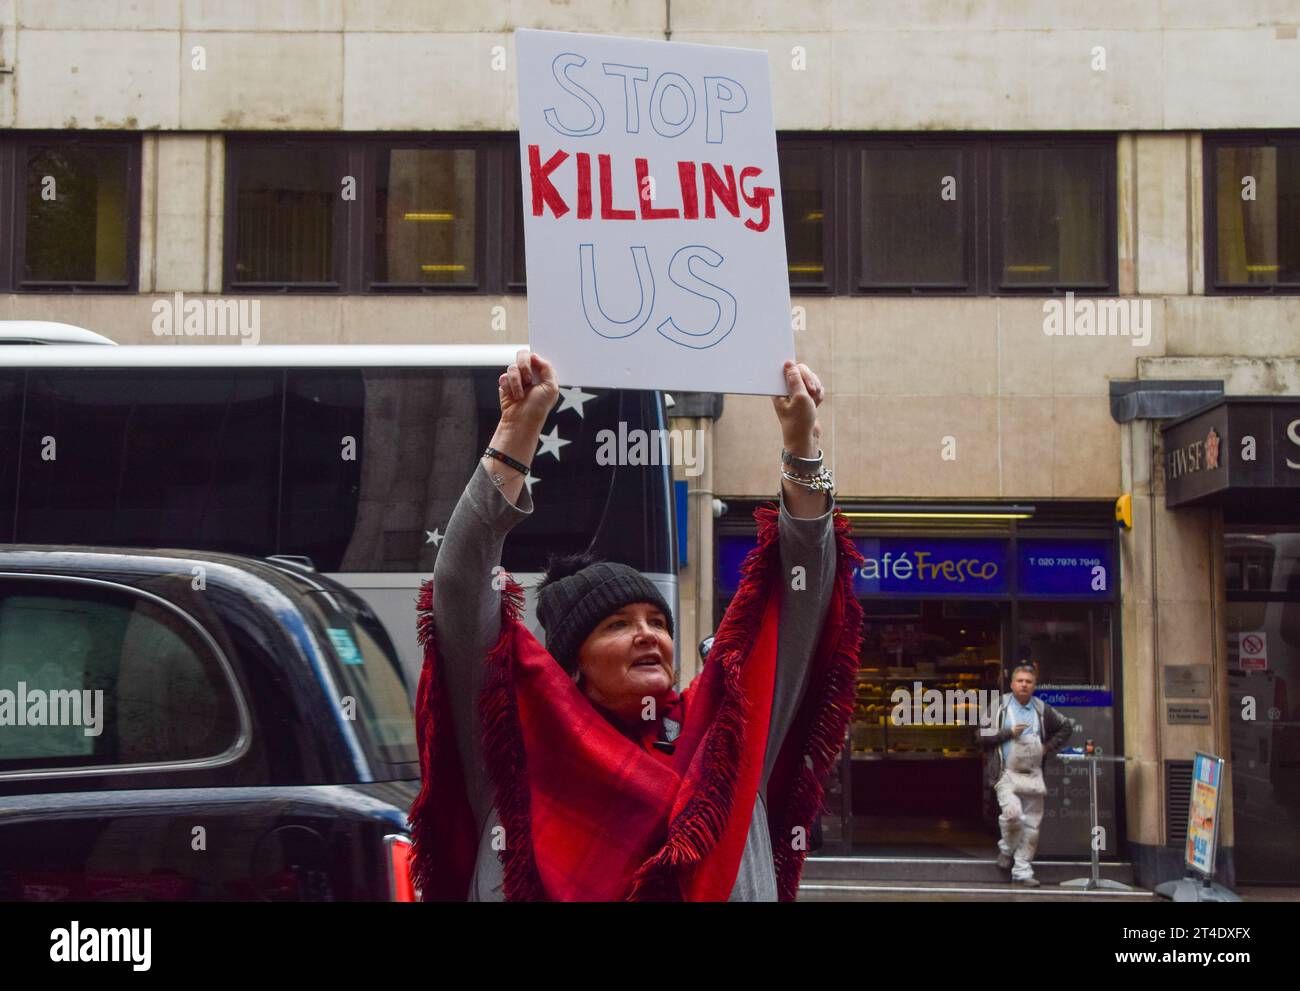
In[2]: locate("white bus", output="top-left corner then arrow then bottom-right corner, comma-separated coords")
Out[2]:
0,343 -> 680,691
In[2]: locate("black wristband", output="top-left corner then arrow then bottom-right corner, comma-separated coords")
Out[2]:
484,446 -> 530,476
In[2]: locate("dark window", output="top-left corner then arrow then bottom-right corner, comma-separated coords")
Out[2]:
1017,601 -> 1112,686
778,142 -> 831,289
279,369 -> 672,575
300,589 -> 417,769
510,155 -> 527,290
993,143 -> 1110,290
843,134 -> 1115,295
17,370 -> 282,554
280,370 -> 366,570
0,578 -> 242,773
3,137 -> 140,291
229,143 -> 342,287
858,143 -> 969,290
225,136 -> 518,293
371,146 -> 478,288
1207,135 -> 1300,292
0,371 -> 21,542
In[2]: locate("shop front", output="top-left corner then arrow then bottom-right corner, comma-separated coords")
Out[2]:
716,502 -> 1123,860
1164,397 -> 1300,884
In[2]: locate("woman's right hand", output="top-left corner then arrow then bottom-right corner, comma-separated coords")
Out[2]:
498,348 -> 560,428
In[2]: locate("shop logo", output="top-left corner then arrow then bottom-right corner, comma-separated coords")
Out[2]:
854,550 -> 999,585
1205,428 -> 1220,470
1167,430 -> 1220,480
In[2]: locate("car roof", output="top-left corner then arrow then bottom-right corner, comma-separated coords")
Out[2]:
0,544 -> 354,601
0,322 -> 117,345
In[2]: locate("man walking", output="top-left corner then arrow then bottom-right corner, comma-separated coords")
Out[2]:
977,665 -> 1075,887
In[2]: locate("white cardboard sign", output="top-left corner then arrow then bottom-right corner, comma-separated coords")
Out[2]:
515,29 -> 794,396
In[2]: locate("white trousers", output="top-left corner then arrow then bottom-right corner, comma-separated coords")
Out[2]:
995,771 -> 1044,880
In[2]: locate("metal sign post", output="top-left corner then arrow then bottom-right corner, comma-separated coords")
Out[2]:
1056,752 -> 1133,891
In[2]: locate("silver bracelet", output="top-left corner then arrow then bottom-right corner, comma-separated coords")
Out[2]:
781,465 -> 835,494
781,447 -> 824,470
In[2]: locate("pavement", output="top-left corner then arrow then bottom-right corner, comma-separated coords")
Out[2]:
798,881 -> 1300,902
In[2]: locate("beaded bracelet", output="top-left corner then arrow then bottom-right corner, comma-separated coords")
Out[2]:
483,446 -> 530,476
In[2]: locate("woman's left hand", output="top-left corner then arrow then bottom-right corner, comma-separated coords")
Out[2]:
772,360 -> 824,456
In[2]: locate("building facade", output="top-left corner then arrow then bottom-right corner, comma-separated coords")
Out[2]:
1,1 -> 1298,887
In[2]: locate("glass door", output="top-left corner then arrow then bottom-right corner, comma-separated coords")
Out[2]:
1226,527 -> 1300,883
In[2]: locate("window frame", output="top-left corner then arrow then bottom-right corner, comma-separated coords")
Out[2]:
505,134 -> 528,293
0,572 -> 252,783
364,136 -> 489,293
1,132 -> 142,293
1204,131 -> 1300,296
988,134 -> 1117,296
224,133 -> 518,294
840,132 -> 1116,297
223,134 -> 349,293
777,134 -> 836,295
847,134 -> 978,295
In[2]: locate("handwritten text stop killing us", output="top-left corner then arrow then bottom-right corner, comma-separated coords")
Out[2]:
527,54 -> 775,347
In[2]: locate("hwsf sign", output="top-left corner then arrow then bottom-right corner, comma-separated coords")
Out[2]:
1162,399 -> 1300,508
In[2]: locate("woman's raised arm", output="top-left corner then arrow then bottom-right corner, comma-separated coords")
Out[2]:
429,349 -> 558,826
480,349 -> 560,506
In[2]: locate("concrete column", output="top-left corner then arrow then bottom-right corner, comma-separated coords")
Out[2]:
1119,417 -> 1163,852
1117,133 -> 1137,295
670,413 -> 716,690
1136,133 -> 1194,296
1123,408 -> 1233,884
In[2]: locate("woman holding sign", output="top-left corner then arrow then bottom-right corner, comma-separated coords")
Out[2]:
409,348 -> 863,901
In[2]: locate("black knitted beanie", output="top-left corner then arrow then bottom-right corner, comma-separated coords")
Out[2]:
536,551 -> 674,674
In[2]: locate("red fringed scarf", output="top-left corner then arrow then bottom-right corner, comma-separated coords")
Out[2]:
409,503 -> 864,901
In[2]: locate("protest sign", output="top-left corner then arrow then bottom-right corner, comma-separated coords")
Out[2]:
515,29 -> 793,396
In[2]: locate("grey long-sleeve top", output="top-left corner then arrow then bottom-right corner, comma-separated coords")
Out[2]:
430,461 -> 838,901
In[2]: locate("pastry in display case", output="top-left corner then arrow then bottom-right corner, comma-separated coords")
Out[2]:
850,604 -> 1003,759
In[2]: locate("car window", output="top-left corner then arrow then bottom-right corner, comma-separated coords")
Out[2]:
302,589 -> 417,772
0,578 -> 243,775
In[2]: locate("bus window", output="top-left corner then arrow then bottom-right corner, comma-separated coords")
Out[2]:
17,369 -> 281,553
280,368 -> 655,574
0,371 -> 22,543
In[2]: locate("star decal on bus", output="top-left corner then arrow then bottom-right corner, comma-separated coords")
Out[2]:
556,385 -> 597,418
536,426 -> 570,460
425,528 -> 444,546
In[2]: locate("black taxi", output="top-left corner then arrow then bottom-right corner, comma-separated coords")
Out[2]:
0,547 -> 419,901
